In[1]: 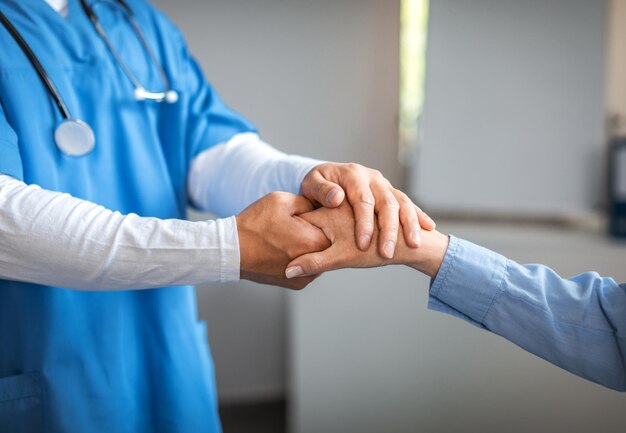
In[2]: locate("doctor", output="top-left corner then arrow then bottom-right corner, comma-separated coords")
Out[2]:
0,0 -> 435,432
288,203 -> 626,392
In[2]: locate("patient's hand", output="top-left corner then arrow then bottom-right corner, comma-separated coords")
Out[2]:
284,202 -> 449,279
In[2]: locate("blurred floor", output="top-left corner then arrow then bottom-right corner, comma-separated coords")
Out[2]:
220,399 -> 286,433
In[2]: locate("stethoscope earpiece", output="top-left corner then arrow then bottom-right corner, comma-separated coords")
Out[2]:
134,87 -> 147,101
83,0 -> 178,107
165,90 -> 179,104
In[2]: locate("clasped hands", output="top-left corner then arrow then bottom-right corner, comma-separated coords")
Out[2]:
236,163 -> 450,289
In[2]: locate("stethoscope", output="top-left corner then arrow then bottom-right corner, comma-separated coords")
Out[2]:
0,0 -> 179,157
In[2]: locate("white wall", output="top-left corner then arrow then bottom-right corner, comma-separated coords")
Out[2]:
412,0 -> 606,217
152,0 -> 401,403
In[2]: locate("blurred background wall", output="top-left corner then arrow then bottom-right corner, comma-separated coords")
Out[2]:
607,0 -> 626,135
412,0 -> 606,217
153,1 -> 626,432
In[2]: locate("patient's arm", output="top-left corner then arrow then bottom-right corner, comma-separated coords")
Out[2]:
285,201 -> 449,279
286,202 -> 626,392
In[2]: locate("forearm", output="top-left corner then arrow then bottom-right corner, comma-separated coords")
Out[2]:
429,236 -> 626,391
287,201 -> 626,389
0,175 -> 239,290
188,132 -> 323,217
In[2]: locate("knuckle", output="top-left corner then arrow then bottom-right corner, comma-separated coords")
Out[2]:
404,212 -> 419,224
382,231 -> 399,243
358,192 -> 375,206
382,196 -> 400,211
267,191 -> 287,203
397,192 -> 413,205
383,220 -> 400,232
346,162 -> 362,172
381,220 -> 400,232
282,192 -> 299,206
370,169 -> 383,179
358,220 -> 375,232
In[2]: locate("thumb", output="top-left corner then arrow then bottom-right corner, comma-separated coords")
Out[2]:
301,170 -> 345,208
285,247 -> 340,279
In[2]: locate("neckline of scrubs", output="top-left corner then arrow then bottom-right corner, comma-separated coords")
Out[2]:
1,0 -> 108,70
7,0 -> 79,21
3,0 -> 92,38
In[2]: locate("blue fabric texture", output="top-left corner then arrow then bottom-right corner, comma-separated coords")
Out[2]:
0,101 -> 22,180
0,0 -> 256,431
429,235 -> 626,391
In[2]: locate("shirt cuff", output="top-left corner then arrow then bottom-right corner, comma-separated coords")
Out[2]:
216,216 -> 241,282
279,155 -> 325,194
428,235 -> 508,326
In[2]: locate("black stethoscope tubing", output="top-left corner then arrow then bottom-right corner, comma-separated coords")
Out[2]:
0,10 -> 72,121
79,0 -> 177,102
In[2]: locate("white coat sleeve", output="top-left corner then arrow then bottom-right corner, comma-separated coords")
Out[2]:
0,174 -> 240,290
188,132 -> 324,217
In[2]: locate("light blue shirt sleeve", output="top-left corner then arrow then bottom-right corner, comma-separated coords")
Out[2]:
428,235 -> 626,391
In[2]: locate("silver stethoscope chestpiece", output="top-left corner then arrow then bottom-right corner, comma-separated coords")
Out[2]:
54,118 -> 96,157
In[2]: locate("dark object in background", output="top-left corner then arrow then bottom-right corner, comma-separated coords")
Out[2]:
609,136 -> 626,238
219,399 -> 286,433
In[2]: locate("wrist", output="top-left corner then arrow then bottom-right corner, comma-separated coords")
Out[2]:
293,160 -> 327,195
405,231 -> 449,278
235,214 -> 253,280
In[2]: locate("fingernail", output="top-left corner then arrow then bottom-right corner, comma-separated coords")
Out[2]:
358,234 -> 371,249
426,216 -> 436,227
285,266 -> 304,279
325,188 -> 340,204
411,229 -> 421,246
383,241 -> 395,258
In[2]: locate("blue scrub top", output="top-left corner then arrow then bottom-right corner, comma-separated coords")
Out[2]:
0,0 -> 256,432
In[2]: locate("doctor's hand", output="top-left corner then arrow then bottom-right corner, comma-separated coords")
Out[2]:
284,201 -> 449,279
236,192 -> 330,290
301,163 -> 436,260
